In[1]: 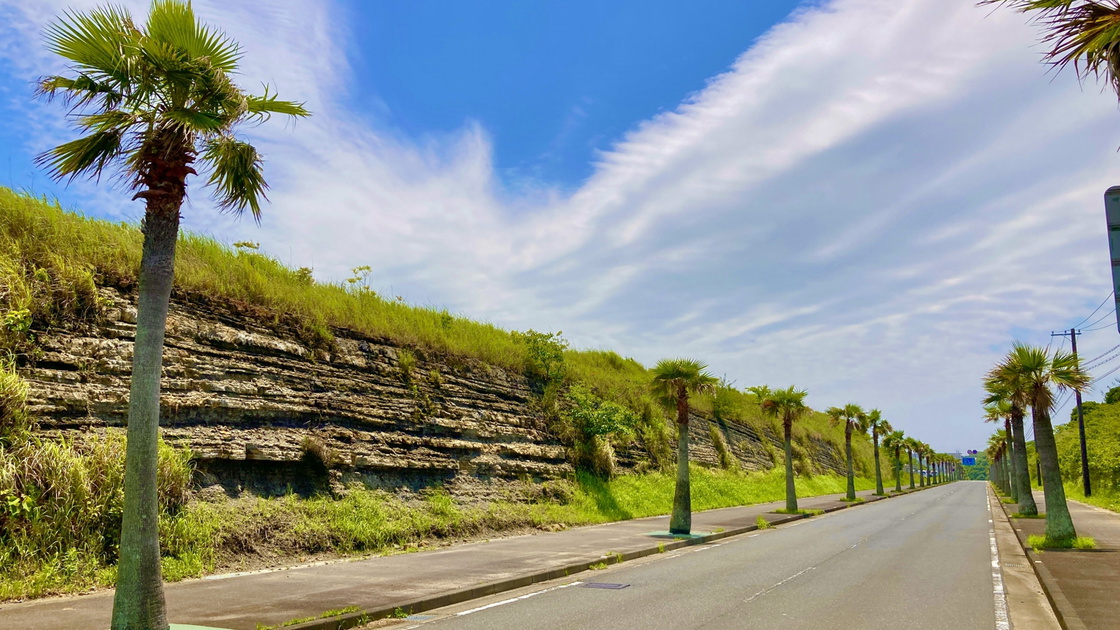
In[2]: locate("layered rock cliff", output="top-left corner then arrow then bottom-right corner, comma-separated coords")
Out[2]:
22,288 -> 848,501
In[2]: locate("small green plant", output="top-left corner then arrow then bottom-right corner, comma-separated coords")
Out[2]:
755,515 -> 772,530
397,348 -> 417,384
708,424 -> 737,470
711,527 -> 725,533
512,329 -> 568,385
589,561 -> 608,570
840,497 -> 865,504
427,368 -> 443,388
657,542 -> 666,553
772,508 -> 823,516
391,607 -> 410,619
1011,512 -> 1045,519
1027,535 -> 1097,551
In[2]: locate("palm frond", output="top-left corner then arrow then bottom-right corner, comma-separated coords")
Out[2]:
146,0 -> 241,71
247,87 -> 310,122
202,135 -> 266,220
44,6 -> 139,87
36,129 -> 125,182
165,108 -> 225,132
36,74 -> 124,111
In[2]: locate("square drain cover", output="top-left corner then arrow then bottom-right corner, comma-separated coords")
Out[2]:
581,582 -> 630,590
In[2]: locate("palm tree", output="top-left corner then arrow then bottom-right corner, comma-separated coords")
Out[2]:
904,437 -> 918,489
994,344 -> 1088,542
651,358 -> 718,535
981,1 -> 1120,103
37,4 -> 308,628
988,431 -> 1009,493
827,403 -> 864,501
760,386 -> 809,512
865,409 -> 891,496
985,371 -> 1037,515
883,430 -> 906,492
984,396 -> 1018,501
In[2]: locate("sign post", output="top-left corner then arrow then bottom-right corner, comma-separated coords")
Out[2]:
1104,187 -> 1120,333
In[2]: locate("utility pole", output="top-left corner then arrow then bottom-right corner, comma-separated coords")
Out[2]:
1052,328 -> 1092,497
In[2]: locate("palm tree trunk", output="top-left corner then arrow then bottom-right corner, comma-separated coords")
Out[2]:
894,447 -> 902,492
1033,404 -> 1076,542
670,422 -> 691,534
112,205 -> 179,630
844,425 -> 855,501
669,392 -> 691,535
784,418 -> 797,512
919,453 -> 925,487
908,450 -> 914,489
873,430 -> 883,495
1010,407 -> 1037,515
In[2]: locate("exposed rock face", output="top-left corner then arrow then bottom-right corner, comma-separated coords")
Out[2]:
22,288 -> 846,501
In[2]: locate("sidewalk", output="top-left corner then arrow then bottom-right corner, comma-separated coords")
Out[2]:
0,487 -> 922,630
1002,490 -> 1120,630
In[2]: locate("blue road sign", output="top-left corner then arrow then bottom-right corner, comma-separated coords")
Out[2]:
962,457 -> 976,466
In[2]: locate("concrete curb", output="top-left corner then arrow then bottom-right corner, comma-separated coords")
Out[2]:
271,484 -> 942,630
992,488 -> 1088,630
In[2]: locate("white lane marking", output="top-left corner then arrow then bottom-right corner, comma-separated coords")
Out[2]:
455,581 -> 583,616
987,488 -> 1012,630
744,566 -> 815,602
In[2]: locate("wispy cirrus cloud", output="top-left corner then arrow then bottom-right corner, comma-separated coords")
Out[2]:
1,0 -> 1117,451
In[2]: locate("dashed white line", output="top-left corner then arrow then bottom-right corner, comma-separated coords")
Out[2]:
987,488 -> 1012,630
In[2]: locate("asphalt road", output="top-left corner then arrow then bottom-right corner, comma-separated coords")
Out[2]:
394,482 -> 996,630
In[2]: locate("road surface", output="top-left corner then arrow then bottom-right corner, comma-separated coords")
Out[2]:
388,482 -> 998,630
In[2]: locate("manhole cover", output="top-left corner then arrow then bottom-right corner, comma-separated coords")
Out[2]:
581,582 -> 630,590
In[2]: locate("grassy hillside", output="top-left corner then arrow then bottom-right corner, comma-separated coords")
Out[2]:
1051,402 -> 1120,513
0,186 -> 874,464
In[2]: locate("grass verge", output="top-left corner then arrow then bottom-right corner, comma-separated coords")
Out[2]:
1027,535 -> 1097,552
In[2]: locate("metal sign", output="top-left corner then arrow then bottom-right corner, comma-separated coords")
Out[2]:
1104,186 -> 1120,334
962,457 -> 976,466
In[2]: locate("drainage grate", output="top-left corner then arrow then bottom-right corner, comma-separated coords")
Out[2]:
581,582 -> 630,590
405,615 -> 437,620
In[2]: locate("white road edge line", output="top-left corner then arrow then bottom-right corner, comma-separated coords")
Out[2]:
987,488 -> 1012,630
455,581 -> 583,617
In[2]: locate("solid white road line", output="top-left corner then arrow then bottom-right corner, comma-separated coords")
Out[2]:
455,581 -> 583,617
987,488 -> 1012,630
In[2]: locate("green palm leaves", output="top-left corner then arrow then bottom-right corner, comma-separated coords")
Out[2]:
882,430 -> 906,492
982,0 -> 1120,99
650,358 -> 717,535
760,386 -> 809,512
865,409 -> 892,496
36,1 -> 308,217
827,403 -> 864,501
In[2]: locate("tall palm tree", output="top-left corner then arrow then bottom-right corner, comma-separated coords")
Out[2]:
37,3 -> 308,628
988,431 -> 1009,493
981,1 -> 1120,103
985,372 -> 1037,514
865,409 -> 891,496
760,386 -> 809,512
984,396 -> 1018,500
651,358 -> 718,535
904,437 -> 918,489
827,403 -> 864,501
994,344 -> 1088,542
883,430 -> 906,492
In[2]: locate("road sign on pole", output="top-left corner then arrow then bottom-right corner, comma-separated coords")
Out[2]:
961,457 -> 976,466
1104,187 -> 1120,333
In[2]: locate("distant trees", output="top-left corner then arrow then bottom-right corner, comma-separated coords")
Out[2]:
760,386 -> 810,512
35,2 -> 307,627
650,359 -> 717,535
827,404 -> 865,501
883,430 -> 906,493
865,409 -> 891,496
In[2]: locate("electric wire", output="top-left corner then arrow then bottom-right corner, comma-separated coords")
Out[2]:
1082,344 -> 1120,366
1074,292 -> 1114,329
1082,306 -> 1116,331
1084,348 -> 1120,371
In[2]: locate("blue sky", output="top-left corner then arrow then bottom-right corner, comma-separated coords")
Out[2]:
2,0 -> 1119,453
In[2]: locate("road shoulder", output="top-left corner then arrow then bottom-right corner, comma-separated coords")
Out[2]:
987,489 -> 1060,629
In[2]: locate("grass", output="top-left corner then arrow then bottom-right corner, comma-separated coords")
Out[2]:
1027,535 -> 1097,552
1063,484 -> 1120,515
0,453 -> 873,601
589,562 -> 608,570
755,515 -> 772,529
1010,513 -> 1045,519
839,497 -> 865,503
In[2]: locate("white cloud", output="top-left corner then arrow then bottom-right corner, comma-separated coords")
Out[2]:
2,0 -> 1119,452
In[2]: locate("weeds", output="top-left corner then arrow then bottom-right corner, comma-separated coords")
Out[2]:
755,515 -> 772,530
589,562 -> 608,570
1027,535 -> 1097,551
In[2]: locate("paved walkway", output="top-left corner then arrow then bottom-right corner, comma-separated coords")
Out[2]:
1004,491 -> 1120,630
0,487 -> 921,630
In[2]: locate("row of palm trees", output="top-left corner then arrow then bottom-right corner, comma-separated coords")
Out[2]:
650,359 -> 957,535
982,343 -> 1088,544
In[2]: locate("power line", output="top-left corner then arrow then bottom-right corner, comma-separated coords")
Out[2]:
1085,348 -> 1120,371
1082,344 -> 1120,366
1083,307 -> 1117,331
1074,292 -> 1115,329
